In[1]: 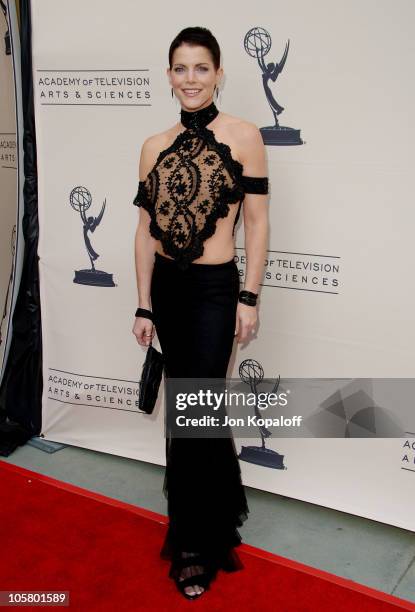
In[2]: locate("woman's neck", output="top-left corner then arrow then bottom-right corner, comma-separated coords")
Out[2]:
180,100 -> 219,130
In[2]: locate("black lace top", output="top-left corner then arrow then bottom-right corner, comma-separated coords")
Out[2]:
133,101 -> 269,270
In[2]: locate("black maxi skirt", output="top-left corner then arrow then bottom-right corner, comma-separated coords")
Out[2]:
150,251 -> 250,583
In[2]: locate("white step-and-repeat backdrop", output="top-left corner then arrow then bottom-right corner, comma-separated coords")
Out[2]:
32,0 -> 415,531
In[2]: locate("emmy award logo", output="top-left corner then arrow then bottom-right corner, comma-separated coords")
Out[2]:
70,186 -> 115,287
0,1 -> 10,56
244,27 -> 303,146
238,359 -> 285,469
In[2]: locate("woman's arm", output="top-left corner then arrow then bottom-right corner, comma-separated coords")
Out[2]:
235,123 -> 269,344
134,222 -> 156,310
133,136 -> 160,346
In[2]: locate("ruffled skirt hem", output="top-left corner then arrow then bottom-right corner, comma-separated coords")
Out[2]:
160,435 -> 250,583
159,512 -> 249,583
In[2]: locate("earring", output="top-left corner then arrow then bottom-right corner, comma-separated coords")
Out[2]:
171,87 -> 173,98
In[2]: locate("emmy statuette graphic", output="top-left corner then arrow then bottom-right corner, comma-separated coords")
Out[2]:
244,27 -> 303,146
238,359 -> 285,469
0,0 -> 10,56
70,186 -> 115,287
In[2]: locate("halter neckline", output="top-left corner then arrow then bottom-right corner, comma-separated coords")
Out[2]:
180,100 -> 219,131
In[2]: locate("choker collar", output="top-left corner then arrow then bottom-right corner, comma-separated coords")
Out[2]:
180,101 -> 219,130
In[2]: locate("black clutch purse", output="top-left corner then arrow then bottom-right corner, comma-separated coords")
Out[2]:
138,341 -> 164,414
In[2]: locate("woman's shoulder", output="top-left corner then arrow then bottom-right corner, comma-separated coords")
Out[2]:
141,125 -> 178,155
218,111 -> 263,146
218,111 -> 265,165
139,125 -> 180,179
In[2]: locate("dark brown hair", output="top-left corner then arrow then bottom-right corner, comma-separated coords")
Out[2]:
168,27 -> 221,70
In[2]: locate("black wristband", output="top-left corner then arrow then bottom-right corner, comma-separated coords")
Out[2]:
239,297 -> 257,306
240,290 -> 258,299
238,290 -> 258,307
135,307 -> 154,322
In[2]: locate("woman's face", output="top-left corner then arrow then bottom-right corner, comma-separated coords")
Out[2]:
168,43 -> 223,111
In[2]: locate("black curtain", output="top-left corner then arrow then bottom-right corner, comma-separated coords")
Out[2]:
0,0 -> 42,455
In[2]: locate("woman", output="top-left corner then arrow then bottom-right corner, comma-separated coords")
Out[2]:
132,26 -> 269,600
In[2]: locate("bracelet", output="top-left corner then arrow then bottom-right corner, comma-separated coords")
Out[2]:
238,290 -> 258,307
135,307 -> 154,322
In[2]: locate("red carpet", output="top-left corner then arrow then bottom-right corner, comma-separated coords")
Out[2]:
0,460 -> 414,612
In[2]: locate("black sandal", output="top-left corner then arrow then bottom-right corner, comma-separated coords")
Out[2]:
174,551 -> 212,600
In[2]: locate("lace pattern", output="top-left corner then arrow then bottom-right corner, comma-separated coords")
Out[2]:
133,108 -> 269,270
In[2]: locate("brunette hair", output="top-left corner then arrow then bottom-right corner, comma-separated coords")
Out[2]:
168,27 -> 221,70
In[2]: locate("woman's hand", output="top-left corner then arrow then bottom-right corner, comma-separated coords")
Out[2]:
234,302 -> 258,343
133,316 -> 155,347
